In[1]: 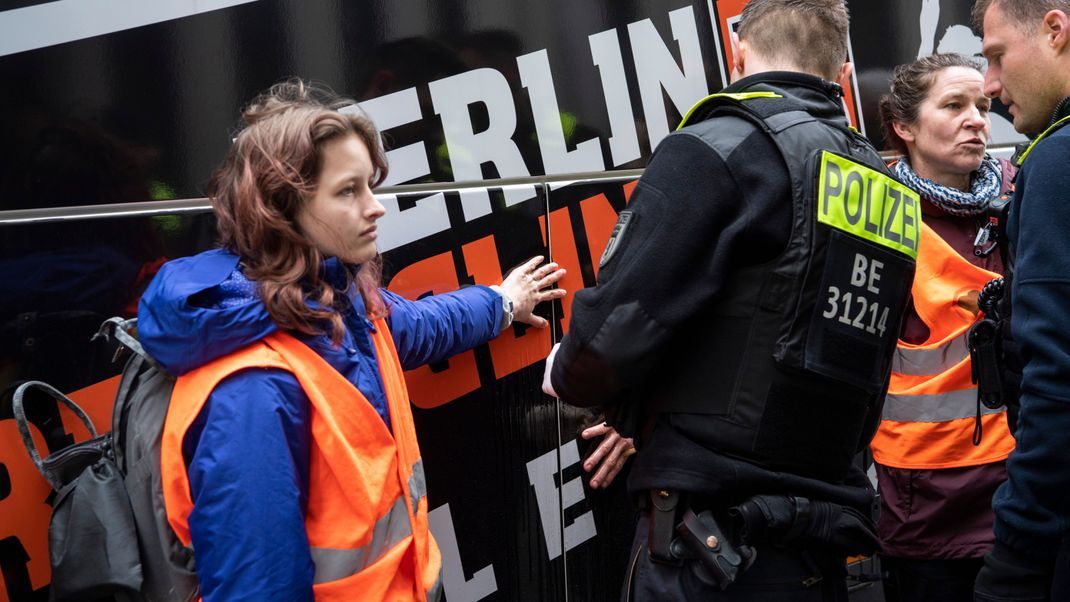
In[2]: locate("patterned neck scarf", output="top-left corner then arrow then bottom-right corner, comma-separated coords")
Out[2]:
892,155 -> 1002,216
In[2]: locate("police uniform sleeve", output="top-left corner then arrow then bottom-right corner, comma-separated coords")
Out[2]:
184,369 -> 314,602
383,286 -> 501,370
550,128 -> 790,408
991,133 -> 1070,559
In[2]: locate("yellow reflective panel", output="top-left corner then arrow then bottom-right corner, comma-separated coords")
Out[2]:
676,92 -> 783,129
816,151 -> 922,260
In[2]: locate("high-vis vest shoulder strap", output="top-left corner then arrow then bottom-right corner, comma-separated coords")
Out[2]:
1014,114 -> 1070,166
161,321 -> 440,601
871,222 -> 1015,469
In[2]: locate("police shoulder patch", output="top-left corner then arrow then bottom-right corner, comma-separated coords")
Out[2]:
815,151 -> 922,260
599,211 -> 634,268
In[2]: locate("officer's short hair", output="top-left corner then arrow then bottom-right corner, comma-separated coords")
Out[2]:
972,0 -> 1070,33
738,0 -> 849,81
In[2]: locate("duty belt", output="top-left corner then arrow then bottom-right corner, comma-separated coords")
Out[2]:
645,490 -> 756,590
643,490 -> 879,589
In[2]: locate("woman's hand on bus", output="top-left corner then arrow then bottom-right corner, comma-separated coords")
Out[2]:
581,422 -> 635,489
500,256 -> 567,328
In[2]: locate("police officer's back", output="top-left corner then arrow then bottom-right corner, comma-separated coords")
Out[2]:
545,1 -> 919,599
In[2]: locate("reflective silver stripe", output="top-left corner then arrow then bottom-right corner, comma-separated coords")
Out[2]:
310,496 -> 412,584
892,334 -> 970,377
409,459 -> 427,512
883,389 -> 1003,423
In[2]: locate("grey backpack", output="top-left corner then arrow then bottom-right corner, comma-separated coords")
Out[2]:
15,317 -> 198,601
105,318 -> 199,602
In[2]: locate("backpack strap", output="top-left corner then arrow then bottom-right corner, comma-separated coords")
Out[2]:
94,317 -> 161,368
12,380 -> 99,490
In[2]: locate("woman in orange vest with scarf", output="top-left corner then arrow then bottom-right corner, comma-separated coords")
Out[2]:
872,54 -> 1016,602
136,80 -> 566,601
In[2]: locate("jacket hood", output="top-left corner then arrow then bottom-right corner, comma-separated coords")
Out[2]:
137,249 -> 278,375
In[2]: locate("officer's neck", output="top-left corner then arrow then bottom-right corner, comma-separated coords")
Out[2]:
732,60 -> 825,83
727,70 -> 840,98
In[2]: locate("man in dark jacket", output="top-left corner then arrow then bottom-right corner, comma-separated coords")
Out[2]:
972,1 -> 1070,600
543,1 -> 919,599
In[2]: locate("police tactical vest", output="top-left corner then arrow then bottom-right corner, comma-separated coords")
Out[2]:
666,90 -> 919,482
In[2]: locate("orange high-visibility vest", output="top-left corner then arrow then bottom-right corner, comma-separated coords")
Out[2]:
870,221 -> 1015,469
160,320 -> 441,601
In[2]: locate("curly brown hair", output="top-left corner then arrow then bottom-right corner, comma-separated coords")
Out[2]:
208,79 -> 388,343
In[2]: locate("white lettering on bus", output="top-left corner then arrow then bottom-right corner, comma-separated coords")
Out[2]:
428,503 -> 498,602
628,6 -> 708,149
526,439 -> 597,560
428,68 -> 537,221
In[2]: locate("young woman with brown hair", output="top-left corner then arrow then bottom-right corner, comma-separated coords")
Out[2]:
137,80 -> 564,601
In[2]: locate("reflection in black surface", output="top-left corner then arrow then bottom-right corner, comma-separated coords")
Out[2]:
2,118 -> 157,211
355,36 -> 467,184
1,114 -> 165,391
0,213 -> 216,392
0,0 -> 709,210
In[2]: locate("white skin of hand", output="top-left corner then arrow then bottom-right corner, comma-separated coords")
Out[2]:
498,256 -> 567,328
580,423 -> 635,489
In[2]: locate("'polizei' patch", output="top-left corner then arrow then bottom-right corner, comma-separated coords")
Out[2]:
816,151 -> 921,260
599,211 -> 634,268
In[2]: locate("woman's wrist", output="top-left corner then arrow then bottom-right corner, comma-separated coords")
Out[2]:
488,285 -> 514,331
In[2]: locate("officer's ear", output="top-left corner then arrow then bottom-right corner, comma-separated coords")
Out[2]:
1042,9 -> 1069,53
731,31 -> 745,82
835,62 -> 854,92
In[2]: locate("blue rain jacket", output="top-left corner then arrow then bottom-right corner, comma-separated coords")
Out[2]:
138,248 -> 502,601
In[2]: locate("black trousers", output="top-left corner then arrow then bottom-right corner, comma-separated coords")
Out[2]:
623,513 -> 849,601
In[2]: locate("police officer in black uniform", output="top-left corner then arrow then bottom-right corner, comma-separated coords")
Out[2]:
543,0 -> 920,599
